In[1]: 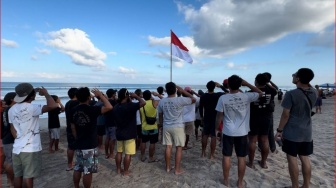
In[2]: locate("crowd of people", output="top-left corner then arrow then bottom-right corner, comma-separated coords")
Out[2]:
1,68 -> 319,188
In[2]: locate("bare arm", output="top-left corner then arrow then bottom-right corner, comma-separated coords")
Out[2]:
274,108 -> 290,140
71,123 -> 77,139
92,88 -> 113,114
176,85 -> 196,103
215,112 -> 223,130
10,124 -> 17,138
241,80 -> 263,98
39,87 -> 59,113
159,112 -> 163,128
152,91 -> 163,99
130,93 -> 146,107
57,98 -> 65,112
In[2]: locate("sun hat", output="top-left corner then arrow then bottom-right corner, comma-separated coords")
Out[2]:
4,92 -> 16,105
14,83 -> 34,103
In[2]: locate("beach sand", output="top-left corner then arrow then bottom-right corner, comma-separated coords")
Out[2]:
2,97 -> 335,188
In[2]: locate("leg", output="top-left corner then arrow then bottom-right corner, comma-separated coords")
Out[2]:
174,146 -> 184,174
123,154 -> 132,176
287,154 -> 299,188
105,136 -> 110,156
110,139 -> 116,159
116,152 -> 123,174
67,149 -> 74,169
148,143 -> 155,161
73,171 -> 82,188
14,176 -> 23,188
140,142 -> 146,161
268,119 -> 276,153
183,134 -> 190,149
201,135 -> 209,157
165,145 -> 172,172
98,135 -> 103,149
82,173 -> 93,188
222,156 -> 231,186
299,155 -> 311,188
247,135 -> 257,168
259,135 -> 269,168
23,178 -> 34,188
55,139 -> 59,151
49,139 -> 55,153
210,136 -> 216,159
4,162 -> 14,186
237,157 -> 246,188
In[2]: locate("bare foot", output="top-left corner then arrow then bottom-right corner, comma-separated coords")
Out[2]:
201,152 -> 206,158
174,169 -> 185,175
237,180 -> 246,188
258,160 -> 268,169
246,162 -> 257,170
117,168 -> 124,174
123,170 -> 131,176
209,155 -> 215,160
166,166 -> 174,173
49,149 -> 55,153
223,178 -> 229,187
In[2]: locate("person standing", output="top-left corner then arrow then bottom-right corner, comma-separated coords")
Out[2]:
157,82 -> 196,175
314,85 -> 323,114
275,68 -> 317,188
70,87 -> 112,188
48,95 -> 65,153
247,74 -> 277,170
104,89 -> 118,159
215,75 -> 262,188
64,88 -> 79,171
277,89 -> 284,104
9,83 -> 59,188
113,88 -> 145,176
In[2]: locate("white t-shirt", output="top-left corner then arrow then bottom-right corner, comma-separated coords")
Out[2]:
8,103 -> 43,154
183,97 -> 199,122
215,92 -> 259,136
157,97 -> 192,128
132,99 -> 141,125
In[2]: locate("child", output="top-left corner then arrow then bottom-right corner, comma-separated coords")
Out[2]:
48,95 -> 65,153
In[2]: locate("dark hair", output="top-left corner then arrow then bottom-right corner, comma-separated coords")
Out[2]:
255,73 -> 268,86
117,88 -> 129,103
198,90 -> 205,96
51,95 -> 58,102
206,81 -> 216,92
165,82 -> 176,95
177,90 -> 182,97
297,68 -> 314,84
76,87 -> 91,103
4,92 -> 16,105
106,89 -> 116,98
67,88 -> 78,99
22,90 -> 36,103
143,90 -> 152,100
135,89 -> 142,97
263,72 -> 272,82
228,75 -> 242,90
157,86 -> 164,95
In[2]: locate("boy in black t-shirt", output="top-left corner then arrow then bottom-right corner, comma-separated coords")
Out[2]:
48,95 -> 65,153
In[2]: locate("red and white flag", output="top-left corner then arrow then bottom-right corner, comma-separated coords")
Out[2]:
171,31 -> 193,64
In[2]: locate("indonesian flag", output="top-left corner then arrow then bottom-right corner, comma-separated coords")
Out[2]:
171,31 -> 193,64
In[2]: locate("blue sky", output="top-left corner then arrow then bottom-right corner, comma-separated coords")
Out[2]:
1,0 -> 334,87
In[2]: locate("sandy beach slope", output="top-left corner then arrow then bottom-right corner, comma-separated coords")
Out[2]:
2,97 -> 335,188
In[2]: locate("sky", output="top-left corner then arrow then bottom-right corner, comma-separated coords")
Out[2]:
1,0 -> 335,87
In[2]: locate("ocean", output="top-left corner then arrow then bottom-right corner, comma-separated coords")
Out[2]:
0,82 -> 296,118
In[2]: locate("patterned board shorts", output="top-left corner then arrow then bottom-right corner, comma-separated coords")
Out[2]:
74,148 -> 98,174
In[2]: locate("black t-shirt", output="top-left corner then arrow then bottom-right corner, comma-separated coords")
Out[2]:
104,99 -> 117,127
250,86 -> 277,117
112,102 -> 140,141
48,107 -> 61,129
70,104 -> 102,150
199,92 -> 224,124
2,107 -> 14,144
277,91 -> 283,100
65,100 -> 80,133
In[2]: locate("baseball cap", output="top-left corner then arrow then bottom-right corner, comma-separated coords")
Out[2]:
184,86 -> 192,92
106,88 -> 117,96
4,92 -> 16,105
14,83 -> 34,103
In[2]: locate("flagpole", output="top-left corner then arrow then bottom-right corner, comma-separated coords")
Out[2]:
170,30 -> 172,82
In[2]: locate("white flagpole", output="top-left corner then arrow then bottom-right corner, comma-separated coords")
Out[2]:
170,30 -> 172,82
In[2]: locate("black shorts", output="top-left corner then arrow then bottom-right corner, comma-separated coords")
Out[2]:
67,133 -> 76,150
141,133 -> 159,144
203,121 -> 216,137
249,116 -> 272,136
282,139 -> 313,157
137,125 -> 142,138
97,124 -> 106,136
222,134 -> 248,157
194,119 -> 202,128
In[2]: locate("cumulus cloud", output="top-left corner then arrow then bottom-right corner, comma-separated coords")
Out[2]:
118,66 -> 137,78
43,28 -> 106,68
1,39 -> 19,48
31,55 -> 38,61
173,0 -> 334,57
36,47 -> 51,54
1,71 -> 19,78
34,72 -> 63,79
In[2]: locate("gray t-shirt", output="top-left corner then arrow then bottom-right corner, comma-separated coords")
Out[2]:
282,87 -> 317,142
157,97 -> 192,128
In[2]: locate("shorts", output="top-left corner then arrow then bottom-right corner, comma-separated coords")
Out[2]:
141,131 -> 159,144
74,148 -> 98,174
282,139 -> 313,157
67,133 -> 76,150
3,143 -> 13,166
12,151 -> 42,178
49,128 -> 60,139
97,124 -> 106,136
137,125 -> 142,139
184,121 -> 194,135
105,127 -> 117,140
203,121 -> 216,137
315,97 -> 322,107
194,119 -> 202,128
249,116 -> 272,136
117,139 -> 136,155
162,127 -> 185,147
222,134 -> 248,157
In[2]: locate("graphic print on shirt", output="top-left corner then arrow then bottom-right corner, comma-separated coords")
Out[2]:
225,96 -> 248,111
12,107 -> 40,139
252,92 -> 271,108
73,111 -> 91,126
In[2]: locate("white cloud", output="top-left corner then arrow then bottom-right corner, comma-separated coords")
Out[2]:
307,30 -> 334,48
31,55 -> 38,61
108,51 -> 117,55
118,66 -> 137,78
172,0 -> 334,57
1,39 -> 19,48
36,47 -> 51,54
43,28 -> 107,68
1,71 -> 19,78
34,72 -> 64,79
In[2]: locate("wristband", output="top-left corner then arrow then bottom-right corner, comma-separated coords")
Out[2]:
276,128 -> 283,133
